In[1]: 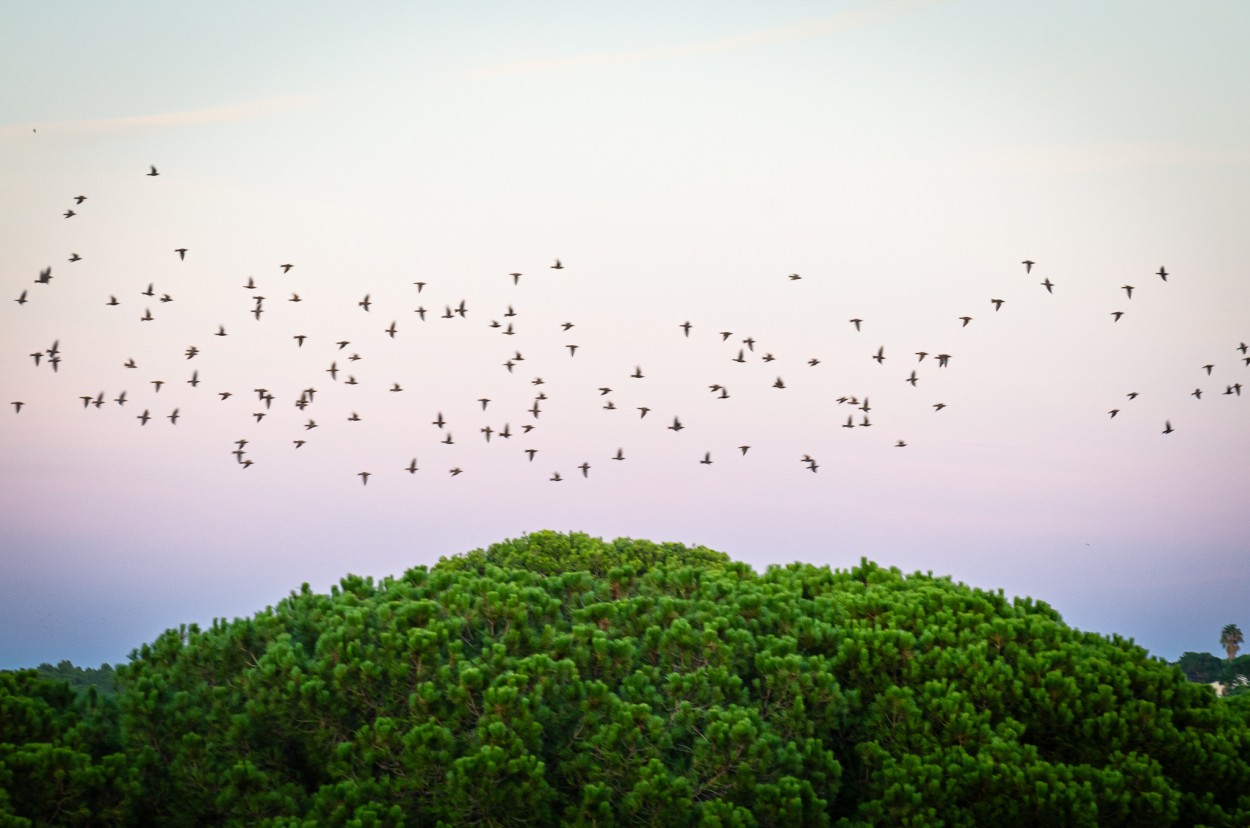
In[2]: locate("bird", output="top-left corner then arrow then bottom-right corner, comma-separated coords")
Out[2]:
680,321 -> 692,337
933,403 -> 946,411
69,253 -> 81,262
551,259 -> 564,269
326,362 -> 339,380
289,293 -> 301,302
873,346 -> 885,364
637,407 -> 650,418
114,391 -> 127,406
243,276 -> 256,289
450,467 -> 463,476
151,380 -> 165,392
1122,285 -> 1135,299
358,472 -> 371,486
124,358 -> 137,369
895,440 -> 907,448
385,321 -> 397,338
906,370 -> 918,386
1238,343 -> 1248,354
525,449 -> 538,462
432,412 -> 446,428
700,452 -> 713,465
1157,266 -> 1168,281
280,263 -> 294,273
293,440 -> 306,448
336,341 -> 349,350
359,295 -> 371,311
215,325 -> 227,337
1022,260 -> 1034,273
147,165 -> 159,176
137,410 -> 150,425
808,358 -> 820,367
567,345 -> 579,356
1202,364 -> 1214,375
15,290 -> 26,305
1041,278 -> 1054,293
550,472 -> 563,482
1111,311 -> 1124,322
510,272 -> 522,285
959,316 -> 972,327
414,306 -> 427,320
304,420 -> 318,430
739,446 -> 750,455
1109,409 -> 1119,418
188,370 -> 199,387
1163,420 -> 1173,434
219,392 -> 231,400
843,415 -> 855,429
631,366 -> 644,379
35,268 -> 52,284
668,416 -> 684,432
579,462 -> 590,478
1127,392 -> 1139,400
936,354 -> 951,367
73,195 -> 86,204
849,319 -> 862,331
599,387 -> 612,396
175,249 -> 187,260
11,402 -> 23,413
612,448 -> 625,461
479,398 -> 491,410
185,346 -> 199,359
63,209 -> 75,218
1192,388 -> 1203,400
991,299 -> 1004,311
107,295 -> 119,306
414,281 -> 426,293
406,459 -> 419,474
720,331 -> 733,341
788,273 -> 801,281
168,408 -> 180,425
561,322 -> 575,331
293,335 -> 306,347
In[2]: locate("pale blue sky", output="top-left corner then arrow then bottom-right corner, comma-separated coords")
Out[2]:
2,0 -> 1248,669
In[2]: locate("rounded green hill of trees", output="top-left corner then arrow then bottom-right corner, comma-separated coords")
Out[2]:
3,531 -> 1249,826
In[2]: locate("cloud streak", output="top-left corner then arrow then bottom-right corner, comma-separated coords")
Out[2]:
2,94 -> 316,137
454,0 -> 947,81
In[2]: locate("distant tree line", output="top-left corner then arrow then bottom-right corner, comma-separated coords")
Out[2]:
3,531 -> 1250,826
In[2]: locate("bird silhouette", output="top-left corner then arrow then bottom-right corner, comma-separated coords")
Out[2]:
668,416 -> 684,431
1163,420 -> 1173,434
15,290 -> 27,304
700,452 -> 713,465
386,321 -> 397,338
1111,312 -> 1124,322
1157,266 -> 1168,281
11,402 -> 23,413
680,321 -> 692,337
1122,285 -> 1134,299
551,259 -> 563,269
137,409 -> 150,425
358,472 -> 371,485
850,319 -> 862,331
959,316 -> 972,327
175,249 -> 187,260
74,195 -> 86,204
406,459 -> 419,474
991,299 -> 1004,311
281,263 -> 294,273
1041,278 -> 1054,293
873,346 -> 885,364
147,165 -> 159,176
1022,260 -> 1034,273
359,295 -> 371,311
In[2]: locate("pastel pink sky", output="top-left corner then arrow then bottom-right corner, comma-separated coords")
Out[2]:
2,0 -> 1248,668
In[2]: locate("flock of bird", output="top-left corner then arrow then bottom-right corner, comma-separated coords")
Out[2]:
7,163 -> 1248,486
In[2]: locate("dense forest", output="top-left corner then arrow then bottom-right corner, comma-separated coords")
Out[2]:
3,531 -> 1250,826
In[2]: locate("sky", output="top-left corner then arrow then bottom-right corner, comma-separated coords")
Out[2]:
2,0 -> 1248,670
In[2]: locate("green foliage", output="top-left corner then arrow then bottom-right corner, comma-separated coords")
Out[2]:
4,533 -> 1250,826
1221,624 -> 1244,662
1175,651 -> 1224,683
32,661 -> 118,699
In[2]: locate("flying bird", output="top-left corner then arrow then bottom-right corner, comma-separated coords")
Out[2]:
579,462 -> 590,478
1041,278 -> 1054,293
175,249 -> 187,260
1022,260 -> 1034,273
69,253 -> 81,262
668,416 -> 684,431
73,195 -> 86,204
406,459 -> 419,474
1202,364 -> 1214,375
959,316 -> 972,327
551,259 -> 563,269
137,409 -> 150,425
680,321 -> 692,337
788,273 -> 801,281
386,321 -> 397,338
873,346 -> 885,364
281,263 -> 294,273
1111,311 -> 1124,322
1122,285 -> 1134,299
358,472 -> 371,485
700,452 -> 713,465
15,290 -> 26,305
63,209 -> 75,218
1157,266 -> 1168,281
1162,420 -> 1173,434
147,165 -> 159,176
991,299 -> 1004,311
850,319 -> 862,331
359,294 -> 371,311
11,402 -> 23,413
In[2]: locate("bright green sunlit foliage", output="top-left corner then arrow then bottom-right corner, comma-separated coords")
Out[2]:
3,531 -> 1250,826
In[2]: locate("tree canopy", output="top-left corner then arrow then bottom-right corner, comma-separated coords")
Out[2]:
3,531 -> 1250,826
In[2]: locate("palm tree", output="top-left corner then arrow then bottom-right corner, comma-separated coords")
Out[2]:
1220,624 -> 1244,662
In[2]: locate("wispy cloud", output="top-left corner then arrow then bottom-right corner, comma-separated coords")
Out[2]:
983,143 -> 1250,175
452,0 -> 947,81
1,94 -> 317,137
